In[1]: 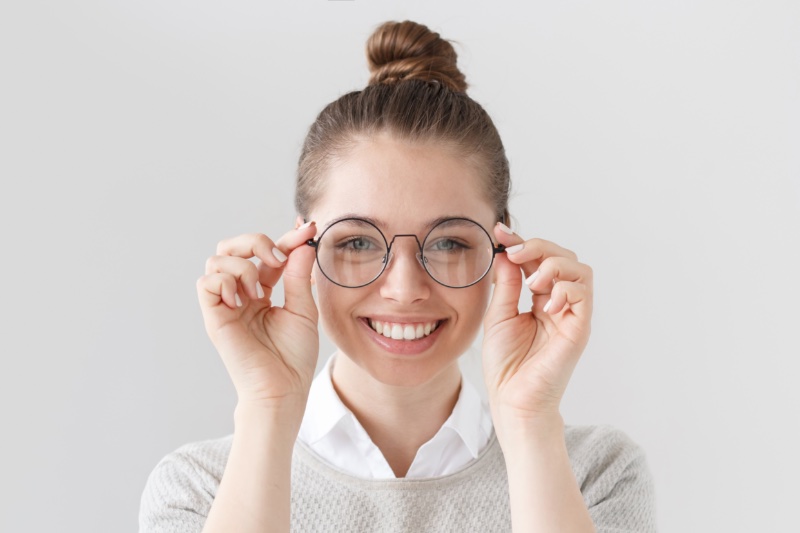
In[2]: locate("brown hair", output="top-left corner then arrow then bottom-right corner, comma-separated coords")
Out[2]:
296,20 -> 511,226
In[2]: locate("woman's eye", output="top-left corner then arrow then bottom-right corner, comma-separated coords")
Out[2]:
430,239 -> 463,251
338,237 -> 375,251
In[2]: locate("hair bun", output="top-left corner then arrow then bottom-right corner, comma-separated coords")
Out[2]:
366,20 -> 467,93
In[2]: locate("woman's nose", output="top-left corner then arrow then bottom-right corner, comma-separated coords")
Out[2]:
378,240 -> 431,303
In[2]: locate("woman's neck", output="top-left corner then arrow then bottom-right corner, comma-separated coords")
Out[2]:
330,352 -> 462,478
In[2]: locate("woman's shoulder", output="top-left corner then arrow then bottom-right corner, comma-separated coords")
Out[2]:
154,433 -> 234,474
168,433 -> 235,462
564,423 -> 646,461
563,423 -> 649,480
563,423 -> 657,529
139,434 -> 234,531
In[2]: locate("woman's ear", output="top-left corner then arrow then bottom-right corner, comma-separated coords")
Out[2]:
295,215 -> 305,229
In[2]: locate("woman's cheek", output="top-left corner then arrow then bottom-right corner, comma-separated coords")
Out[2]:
314,279 -> 342,341
314,279 -> 366,352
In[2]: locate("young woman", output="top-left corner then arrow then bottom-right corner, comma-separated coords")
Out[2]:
140,20 -> 656,533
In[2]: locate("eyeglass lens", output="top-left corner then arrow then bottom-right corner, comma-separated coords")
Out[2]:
314,218 -> 495,288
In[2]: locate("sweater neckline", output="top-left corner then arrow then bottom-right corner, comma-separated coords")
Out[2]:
292,430 -> 502,488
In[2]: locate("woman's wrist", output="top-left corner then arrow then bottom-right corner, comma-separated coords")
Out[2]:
204,401 -> 302,533
234,398 -> 307,445
491,406 -> 565,454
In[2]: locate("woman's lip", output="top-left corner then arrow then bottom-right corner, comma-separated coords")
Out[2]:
360,315 -> 445,324
359,317 -> 446,356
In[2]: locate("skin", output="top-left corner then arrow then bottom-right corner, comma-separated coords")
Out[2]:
196,131 -> 596,532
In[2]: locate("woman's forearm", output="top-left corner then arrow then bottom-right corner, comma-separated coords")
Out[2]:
201,404 -> 302,533
500,415 -> 595,533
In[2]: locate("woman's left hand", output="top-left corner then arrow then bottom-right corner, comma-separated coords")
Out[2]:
483,223 -> 594,438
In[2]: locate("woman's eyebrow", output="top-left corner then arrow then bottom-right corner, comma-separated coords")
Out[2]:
325,214 -> 384,228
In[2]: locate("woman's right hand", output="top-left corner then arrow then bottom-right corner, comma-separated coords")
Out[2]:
196,221 -> 319,412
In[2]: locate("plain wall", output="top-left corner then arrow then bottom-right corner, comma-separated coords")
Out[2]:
1,0 -> 798,531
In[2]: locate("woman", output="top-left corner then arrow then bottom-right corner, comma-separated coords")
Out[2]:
140,20 -> 656,532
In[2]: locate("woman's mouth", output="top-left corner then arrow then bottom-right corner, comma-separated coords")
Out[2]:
366,319 -> 441,340
358,317 -> 446,355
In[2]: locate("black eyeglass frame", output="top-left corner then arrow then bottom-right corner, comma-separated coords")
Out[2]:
306,217 -> 506,289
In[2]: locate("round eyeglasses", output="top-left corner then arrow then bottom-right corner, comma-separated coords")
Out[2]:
306,217 -> 506,289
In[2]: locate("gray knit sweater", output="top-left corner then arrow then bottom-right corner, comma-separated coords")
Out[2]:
139,425 -> 656,532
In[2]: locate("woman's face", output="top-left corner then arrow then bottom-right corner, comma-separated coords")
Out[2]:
308,132 -> 498,387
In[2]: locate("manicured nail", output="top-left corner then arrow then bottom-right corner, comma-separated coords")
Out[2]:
543,298 -> 552,313
235,292 -> 243,307
525,271 -> 539,286
298,220 -> 314,230
505,244 -> 523,255
272,247 -> 287,263
497,222 -> 514,235
256,282 -> 265,299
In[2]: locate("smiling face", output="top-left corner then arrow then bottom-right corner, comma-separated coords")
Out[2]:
307,131 -> 498,388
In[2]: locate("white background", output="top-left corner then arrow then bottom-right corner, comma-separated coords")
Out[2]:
1,0 -> 798,531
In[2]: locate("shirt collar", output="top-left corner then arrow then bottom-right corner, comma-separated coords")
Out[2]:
441,375 -> 491,458
298,352 -> 492,457
298,354 -> 351,445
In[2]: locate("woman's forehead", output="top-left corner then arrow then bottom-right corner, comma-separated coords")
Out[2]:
311,136 -> 494,228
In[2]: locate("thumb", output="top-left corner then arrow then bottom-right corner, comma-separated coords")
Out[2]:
282,242 -> 318,322
484,253 -> 522,330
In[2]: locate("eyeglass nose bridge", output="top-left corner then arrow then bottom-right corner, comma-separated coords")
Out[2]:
383,234 -> 427,272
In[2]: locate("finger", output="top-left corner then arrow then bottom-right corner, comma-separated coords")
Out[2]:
275,220 -> 317,253
259,221 -> 318,289
540,279 -> 593,319
493,223 -> 578,278
216,223 -> 318,289
484,252 -> 523,329
197,272 -> 240,310
525,256 -> 593,295
281,239 -> 318,321
216,233 -> 289,270
205,255 -> 265,300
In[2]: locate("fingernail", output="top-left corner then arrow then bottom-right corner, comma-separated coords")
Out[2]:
525,271 -> 539,286
543,298 -> 552,312
272,247 -> 287,263
256,282 -> 265,298
497,222 -> 514,235
298,220 -> 314,230
235,293 -> 243,307
505,243 -> 523,255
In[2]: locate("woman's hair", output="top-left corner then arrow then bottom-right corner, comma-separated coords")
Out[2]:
296,20 -> 511,226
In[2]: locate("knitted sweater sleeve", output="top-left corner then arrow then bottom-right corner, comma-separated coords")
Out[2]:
566,425 -> 658,532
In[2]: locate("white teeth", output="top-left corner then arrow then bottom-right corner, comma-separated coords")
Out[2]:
368,319 -> 440,340
391,324 -> 403,340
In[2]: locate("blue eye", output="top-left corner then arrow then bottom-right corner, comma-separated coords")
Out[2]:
351,238 -> 371,250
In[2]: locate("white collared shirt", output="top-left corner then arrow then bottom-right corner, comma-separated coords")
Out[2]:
297,353 -> 494,479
